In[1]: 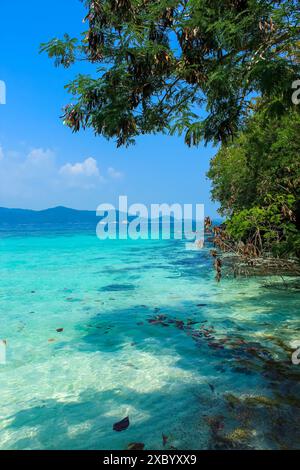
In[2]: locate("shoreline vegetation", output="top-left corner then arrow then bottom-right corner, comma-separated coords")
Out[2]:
205,217 -> 300,281
206,108 -> 300,282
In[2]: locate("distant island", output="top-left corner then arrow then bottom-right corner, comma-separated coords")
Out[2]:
0,206 -> 98,225
0,206 -> 191,227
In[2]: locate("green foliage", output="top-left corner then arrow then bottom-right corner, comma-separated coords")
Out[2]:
208,110 -> 300,258
40,35 -> 78,68
41,0 -> 300,146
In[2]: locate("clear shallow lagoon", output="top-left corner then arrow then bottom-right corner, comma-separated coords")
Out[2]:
0,225 -> 300,450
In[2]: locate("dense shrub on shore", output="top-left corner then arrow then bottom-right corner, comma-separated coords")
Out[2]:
207,110 -> 300,259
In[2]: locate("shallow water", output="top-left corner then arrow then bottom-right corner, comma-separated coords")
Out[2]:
0,227 -> 300,450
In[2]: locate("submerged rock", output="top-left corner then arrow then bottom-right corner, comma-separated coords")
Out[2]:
224,393 -> 241,409
226,428 -> 253,443
175,320 -> 184,330
148,319 -> 162,325
244,395 -> 279,407
212,428 -> 254,450
204,415 -> 225,434
127,442 -> 145,450
148,315 -> 169,326
113,416 -> 130,432
187,319 -> 198,326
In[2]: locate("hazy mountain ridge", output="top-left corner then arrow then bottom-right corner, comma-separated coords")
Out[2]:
0,206 -> 98,224
0,206 -> 218,226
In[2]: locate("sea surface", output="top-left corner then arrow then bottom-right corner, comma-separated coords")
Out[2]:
0,224 -> 300,450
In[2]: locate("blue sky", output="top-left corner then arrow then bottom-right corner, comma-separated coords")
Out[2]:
0,0 -> 219,216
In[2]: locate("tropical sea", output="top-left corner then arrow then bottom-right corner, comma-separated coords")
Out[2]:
0,222 -> 300,450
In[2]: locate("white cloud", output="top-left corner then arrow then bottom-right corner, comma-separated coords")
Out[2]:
59,157 -> 104,189
60,157 -> 100,178
0,146 -> 4,161
107,166 -> 123,179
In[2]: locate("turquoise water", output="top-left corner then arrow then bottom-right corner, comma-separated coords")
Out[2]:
0,227 -> 300,450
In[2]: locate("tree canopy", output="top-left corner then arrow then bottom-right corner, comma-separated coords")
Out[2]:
41,0 -> 300,147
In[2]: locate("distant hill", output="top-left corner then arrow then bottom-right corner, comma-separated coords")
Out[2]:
0,206 -> 213,228
0,206 -> 98,225
0,206 -> 166,227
